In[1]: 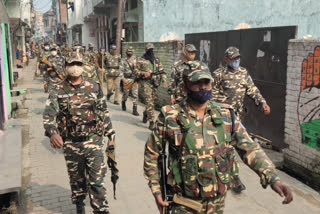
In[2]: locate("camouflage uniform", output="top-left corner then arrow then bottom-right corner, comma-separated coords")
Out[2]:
95,51 -> 105,86
43,76 -> 115,213
38,49 -> 51,76
105,50 -> 122,103
136,43 -> 167,124
120,48 -> 138,105
45,46 -> 65,93
169,44 -> 198,103
83,48 -> 98,80
143,61 -> 280,214
211,47 -> 267,119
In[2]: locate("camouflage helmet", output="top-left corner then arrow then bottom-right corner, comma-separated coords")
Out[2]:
185,44 -> 197,52
225,47 -> 240,59
65,52 -> 83,64
145,43 -> 154,50
183,60 -> 214,82
127,46 -> 134,52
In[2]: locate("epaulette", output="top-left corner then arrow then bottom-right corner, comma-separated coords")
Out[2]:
161,104 -> 181,120
209,101 -> 234,111
238,66 -> 247,72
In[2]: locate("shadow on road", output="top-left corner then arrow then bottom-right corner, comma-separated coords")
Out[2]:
40,138 -> 63,155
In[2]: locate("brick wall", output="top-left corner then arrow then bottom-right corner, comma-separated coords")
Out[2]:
284,39 -> 320,189
122,41 -> 184,109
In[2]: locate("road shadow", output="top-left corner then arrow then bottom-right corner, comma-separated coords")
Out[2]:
27,182 -> 75,214
32,107 -> 43,115
40,138 -> 63,155
134,131 -> 150,142
29,88 -> 44,94
37,96 -> 47,103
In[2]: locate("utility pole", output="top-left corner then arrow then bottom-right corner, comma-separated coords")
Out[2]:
115,0 -> 123,55
58,0 -> 63,44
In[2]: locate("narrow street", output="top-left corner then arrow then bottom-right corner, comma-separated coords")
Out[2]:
17,59 -> 320,214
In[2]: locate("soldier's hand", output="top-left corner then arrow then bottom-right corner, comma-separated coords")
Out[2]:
271,183 -> 293,204
144,72 -> 151,79
108,141 -> 115,147
262,103 -> 271,115
122,79 -> 127,85
169,98 -> 175,105
50,134 -> 64,149
154,194 -> 169,214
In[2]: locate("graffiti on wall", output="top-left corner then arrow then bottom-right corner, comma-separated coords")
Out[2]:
298,46 -> 320,149
200,40 -> 210,65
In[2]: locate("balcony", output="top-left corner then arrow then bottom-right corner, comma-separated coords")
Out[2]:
92,0 -> 117,16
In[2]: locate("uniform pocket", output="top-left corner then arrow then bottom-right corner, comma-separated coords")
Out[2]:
215,154 -> 231,185
180,155 -> 199,198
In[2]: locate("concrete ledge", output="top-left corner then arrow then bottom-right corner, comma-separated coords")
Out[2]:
283,157 -> 320,191
0,119 -> 22,196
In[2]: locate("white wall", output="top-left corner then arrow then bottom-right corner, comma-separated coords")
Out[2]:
82,21 -> 98,49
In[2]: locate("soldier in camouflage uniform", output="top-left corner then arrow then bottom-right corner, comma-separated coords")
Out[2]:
43,54 -> 115,214
95,46 -> 106,87
212,47 -> 271,118
136,43 -> 167,130
82,43 -> 97,80
37,42 -> 51,77
143,61 -> 293,214
120,46 -> 139,116
44,44 -> 65,93
105,44 -> 122,105
169,44 -> 198,105
211,47 -> 271,193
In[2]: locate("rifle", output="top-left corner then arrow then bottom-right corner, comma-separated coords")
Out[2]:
42,59 -> 63,80
125,70 -> 166,90
158,128 -> 173,214
105,145 -> 119,200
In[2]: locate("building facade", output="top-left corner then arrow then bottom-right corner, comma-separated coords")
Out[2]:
143,0 -> 320,42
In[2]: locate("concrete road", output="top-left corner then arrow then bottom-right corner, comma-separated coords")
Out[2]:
16,59 -> 320,214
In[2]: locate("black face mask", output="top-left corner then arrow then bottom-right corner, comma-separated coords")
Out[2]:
127,53 -> 133,57
143,49 -> 156,64
187,87 -> 212,104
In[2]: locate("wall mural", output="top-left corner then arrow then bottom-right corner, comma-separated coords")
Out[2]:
298,46 -> 320,149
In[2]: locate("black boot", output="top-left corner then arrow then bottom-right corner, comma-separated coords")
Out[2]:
76,202 -> 85,214
149,121 -> 155,130
232,175 -> 246,193
142,111 -> 147,123
133,104 -> 139,116
122,101 -> 126,111
106,94 -> 111,101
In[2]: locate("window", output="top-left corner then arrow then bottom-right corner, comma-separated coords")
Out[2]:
131,0 -> 137,9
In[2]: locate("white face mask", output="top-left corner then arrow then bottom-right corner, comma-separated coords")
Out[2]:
51,51 -> 57,56
44,46 -> 50,51
65,65 -> 83,77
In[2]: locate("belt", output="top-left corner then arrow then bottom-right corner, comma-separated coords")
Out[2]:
65,134 -> 98,142
106,66 -> 119,69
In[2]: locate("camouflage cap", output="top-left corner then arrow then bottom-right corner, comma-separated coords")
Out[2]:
183,61 -> 214,82
65,52 -> 83,64
127,46 -> 134,52
225,47 -> 240,59
50,44 -> 58,50
185,44 -> 197,52
145,43 -> 154,50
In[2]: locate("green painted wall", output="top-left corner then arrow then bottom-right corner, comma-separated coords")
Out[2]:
7,23 -> 13,85
1,23 -> 11,115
